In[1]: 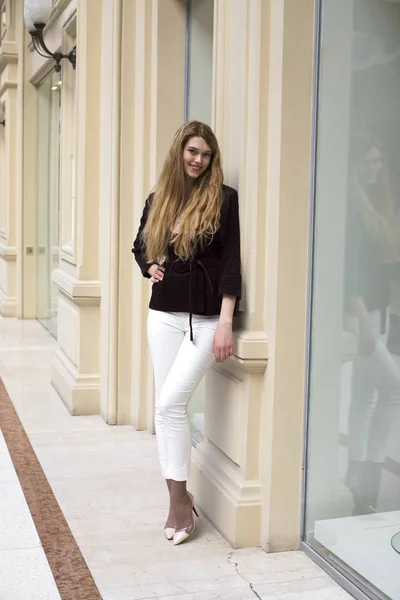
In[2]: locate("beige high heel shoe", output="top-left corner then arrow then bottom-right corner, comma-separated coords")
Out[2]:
164,526 -> 175,541
173,492 -> 199,546
164,511 -> 175,540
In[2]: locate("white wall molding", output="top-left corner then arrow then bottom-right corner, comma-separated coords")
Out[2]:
0,41 -> 18,73
52,348 -> 100,415
191,440 -> 262,547
0,288 -> 16,316
52,267 -> 101,305
235,330 -> 268,361
0,243 -> 16,260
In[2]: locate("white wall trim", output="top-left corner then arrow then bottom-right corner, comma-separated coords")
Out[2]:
52,267 -> 101,305
0,243 -> 16,260
52,348 -> 100,415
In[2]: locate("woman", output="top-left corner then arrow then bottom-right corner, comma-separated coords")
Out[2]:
344,131 -> 400,513
132,121 -> 241,545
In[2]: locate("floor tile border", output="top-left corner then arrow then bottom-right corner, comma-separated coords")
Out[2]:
0,377 -> 103,600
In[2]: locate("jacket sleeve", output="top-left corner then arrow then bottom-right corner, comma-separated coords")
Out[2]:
132,195 -> 153,278
218,191 -> 242,299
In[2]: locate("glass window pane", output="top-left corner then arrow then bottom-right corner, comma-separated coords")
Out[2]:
304,1 -> 400,598
36,70 -> 61,338
185,0 -> 214,125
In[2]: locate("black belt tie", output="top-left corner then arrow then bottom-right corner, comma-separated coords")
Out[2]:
189,258 -> 214,343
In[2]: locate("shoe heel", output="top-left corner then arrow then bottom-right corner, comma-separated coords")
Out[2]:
188,492 -> 199,517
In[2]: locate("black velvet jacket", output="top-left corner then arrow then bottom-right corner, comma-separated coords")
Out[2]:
132,185 -> 242,339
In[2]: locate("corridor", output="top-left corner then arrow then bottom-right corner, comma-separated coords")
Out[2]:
0,316 -> 351,600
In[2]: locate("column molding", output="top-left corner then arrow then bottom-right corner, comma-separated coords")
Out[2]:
0,20 -> 19,317
117,0 -> 186,429
52,268 -> 101,306
190,0 -> 269,547
51,0 -> 103,416
98,0 -> 123,424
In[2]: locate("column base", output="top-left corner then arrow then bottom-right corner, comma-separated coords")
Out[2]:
0,288 -> 16,316
52,348 -> 100,416
190,441 -> 262,548
0,247 -> 17,317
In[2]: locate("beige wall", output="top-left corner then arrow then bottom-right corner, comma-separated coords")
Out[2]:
0,0 -> 317,551
51,0 -> 102,415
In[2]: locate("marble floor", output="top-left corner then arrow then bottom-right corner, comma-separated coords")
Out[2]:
0,430 -> 61,600
0,316 -> 353,600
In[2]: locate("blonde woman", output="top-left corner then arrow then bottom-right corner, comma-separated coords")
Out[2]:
132,121 -> 241,545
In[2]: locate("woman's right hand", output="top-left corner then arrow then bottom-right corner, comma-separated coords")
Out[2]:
147,264 -> 165,283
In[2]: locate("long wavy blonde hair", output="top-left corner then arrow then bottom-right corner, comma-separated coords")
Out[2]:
142,121 -> 224,263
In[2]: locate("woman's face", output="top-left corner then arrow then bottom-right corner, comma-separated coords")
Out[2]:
359,146 -> 382,184
183,136 -> 212,179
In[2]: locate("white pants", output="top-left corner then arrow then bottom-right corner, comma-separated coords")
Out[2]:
348,310 -> 400,463
147,309 -> 219,481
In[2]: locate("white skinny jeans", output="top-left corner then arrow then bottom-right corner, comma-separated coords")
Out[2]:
147,309 -> 219,481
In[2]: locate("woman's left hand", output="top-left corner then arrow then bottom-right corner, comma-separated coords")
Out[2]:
213,321 -> 234,363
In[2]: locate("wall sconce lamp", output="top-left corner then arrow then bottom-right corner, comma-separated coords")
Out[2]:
24,0 -> 76,72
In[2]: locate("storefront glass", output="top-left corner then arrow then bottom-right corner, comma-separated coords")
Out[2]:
185,0 -> 214,126
185,0 -> 214,442
304,1 -> 400,598
36,70 -> 61,338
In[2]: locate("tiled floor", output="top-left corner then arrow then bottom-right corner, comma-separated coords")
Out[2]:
0,431 -> 61,600
0,316 -> 353,600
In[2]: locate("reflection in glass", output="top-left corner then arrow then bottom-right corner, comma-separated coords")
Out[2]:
304,1 -> 400,599
36,70 -> 61,338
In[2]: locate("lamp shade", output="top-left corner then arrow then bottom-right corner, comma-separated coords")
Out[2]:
24,0 -> 52,30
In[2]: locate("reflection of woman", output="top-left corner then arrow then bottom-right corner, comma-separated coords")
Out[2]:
132,121 -> 241,545
345,132 -> 400,513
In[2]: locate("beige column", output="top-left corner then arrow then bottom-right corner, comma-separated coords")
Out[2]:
117,0 -> 186,429
51,0 -> 103,415
0,2 -> 18,316
190,0 -> 269,548
17,0 -> 37,319
259,0 -> 316,551
98,0 -> 122,424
